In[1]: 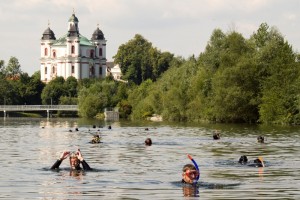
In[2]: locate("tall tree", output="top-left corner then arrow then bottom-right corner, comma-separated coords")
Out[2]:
5,56 -> 22,77
113,34 -> 173,85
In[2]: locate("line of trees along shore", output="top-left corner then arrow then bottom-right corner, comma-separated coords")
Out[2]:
1,23 -> 300,124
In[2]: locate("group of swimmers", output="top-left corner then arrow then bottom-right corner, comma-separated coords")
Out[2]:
51,125 -> 153,171
50,127 -> 265,197
181,131 -> 266,189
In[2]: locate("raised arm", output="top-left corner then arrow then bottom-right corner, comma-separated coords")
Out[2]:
50,151 -> 70,170
77,149 -> 92,170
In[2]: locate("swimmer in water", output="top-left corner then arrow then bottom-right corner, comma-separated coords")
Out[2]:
182,164 -> 199,184
213,130 -> 220,140
50,149 -> 92,170
145,138 -> 152,146
181,163 -> 200,197
257,135 -> 264,143
90,134 -> 101,144
238,156 -> 265,167
238,155 -> 248,164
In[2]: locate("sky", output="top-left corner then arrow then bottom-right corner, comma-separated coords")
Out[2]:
1,0 -> 300,75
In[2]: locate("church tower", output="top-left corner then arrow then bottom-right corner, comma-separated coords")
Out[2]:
91,24 -> 107,77
40,23 -> 56,82
40,12 -> 107,83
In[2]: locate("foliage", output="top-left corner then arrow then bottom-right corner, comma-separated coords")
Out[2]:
113,34 -> 174,84
127,23 -> 300,124
77,79 -> 120,118
5,56 -> 22,77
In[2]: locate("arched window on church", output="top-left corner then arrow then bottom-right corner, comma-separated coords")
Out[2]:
99,48 -> 103,56
71,65 -> 75,74
52,66 -> 55,74
53,51 -> 56,58
90,50 -> 94,58
71,45 -> 75,54
99,66 -> 102,75
44,48 -> 48,56
45,67 -> 47,74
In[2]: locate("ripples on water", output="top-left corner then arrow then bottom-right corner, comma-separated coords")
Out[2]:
0,118 -> 299,199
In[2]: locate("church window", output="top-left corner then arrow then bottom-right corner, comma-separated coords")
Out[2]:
52,66 -> 55,73
90,50 -> 94,58
71,45 -> 75,54
44,48 -> 48,56
45,67 -> 47,74
99,48 -> 103,56
99,66 -> 102,75
72,65 -> 75,73
53,51 -> 56,58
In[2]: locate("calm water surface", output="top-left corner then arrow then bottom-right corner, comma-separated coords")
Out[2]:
0,118 -> 299,199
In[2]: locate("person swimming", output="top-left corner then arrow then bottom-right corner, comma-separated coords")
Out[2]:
238,156 -> 265,167
50,149 -> 92,171
145,138 -> 152,146
182,164 -> 199,184
257,136 -> 264,143
90,134 -> 101,144
213,130 -> 220,140
238,155 -> 248,164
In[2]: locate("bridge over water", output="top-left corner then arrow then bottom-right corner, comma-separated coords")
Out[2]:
0,105 -> 119,120
0,105 -> 78,118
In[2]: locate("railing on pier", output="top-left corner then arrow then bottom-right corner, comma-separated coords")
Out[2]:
0,105 -> 78,118
0,105 -> 78,111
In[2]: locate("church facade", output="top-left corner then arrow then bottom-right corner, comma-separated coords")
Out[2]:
40,13 -> 107,83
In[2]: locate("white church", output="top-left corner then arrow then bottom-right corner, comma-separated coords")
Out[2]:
40,12 -> 107,83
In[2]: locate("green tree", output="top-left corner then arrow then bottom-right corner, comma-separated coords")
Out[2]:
253,25 -> 300,123
41,76 -> 66,105
5,56 -> 22,77
64,76 -> 78,97
114,34 -> 173,84
0,60 -> 5,76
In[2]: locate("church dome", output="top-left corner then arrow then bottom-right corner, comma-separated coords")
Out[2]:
91,27 -> 105,40
68,13 -> 79,22
41,27 -> 56,40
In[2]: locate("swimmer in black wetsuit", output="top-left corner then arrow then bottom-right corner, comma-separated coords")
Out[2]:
50,149 -> 91,170
238,156 -> 265,167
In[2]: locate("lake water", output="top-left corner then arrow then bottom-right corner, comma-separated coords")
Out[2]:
0,118 -> 299,199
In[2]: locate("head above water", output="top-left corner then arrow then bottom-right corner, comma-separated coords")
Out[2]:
254,157 -> 265,167
213,130 -> 220,140
257,136 -> 264,143
69,152 -> 80,169
145,138 -> 152,146
239,155 -> 248,164
182,164 -> 199,184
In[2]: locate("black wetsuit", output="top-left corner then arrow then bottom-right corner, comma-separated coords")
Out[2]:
50,159 -> 92,170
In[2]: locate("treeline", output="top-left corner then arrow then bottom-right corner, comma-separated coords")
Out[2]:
129,23 -> 300,124
1,23 -> 300,124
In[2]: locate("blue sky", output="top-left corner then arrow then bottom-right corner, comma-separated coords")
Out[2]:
1,0 -> 300,75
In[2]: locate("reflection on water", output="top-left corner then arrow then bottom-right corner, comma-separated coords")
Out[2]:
0,118 -> 299,199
